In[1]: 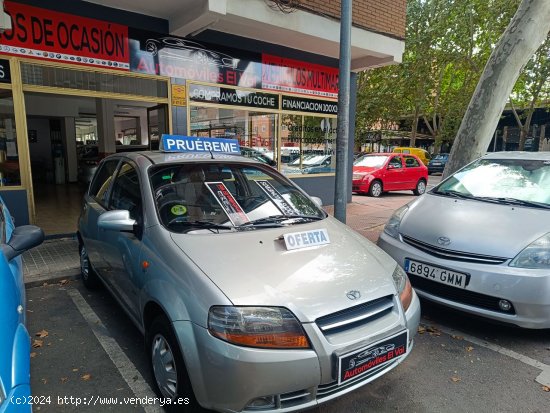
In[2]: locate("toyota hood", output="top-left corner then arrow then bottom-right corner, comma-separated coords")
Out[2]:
400,193 -> 550,258
170,217 -> 398,322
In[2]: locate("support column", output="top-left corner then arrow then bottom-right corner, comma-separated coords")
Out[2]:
63,117 -> 78,182
96,98 -> 116,156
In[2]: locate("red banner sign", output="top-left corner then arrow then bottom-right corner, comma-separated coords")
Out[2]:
262,54 -> 338,98
0,1 -> 129,70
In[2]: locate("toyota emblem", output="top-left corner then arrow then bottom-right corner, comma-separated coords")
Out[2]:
437,237 -> 451,246
346,290 -> 361,300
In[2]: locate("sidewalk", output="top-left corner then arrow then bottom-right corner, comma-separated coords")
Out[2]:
22,194 -> 412,287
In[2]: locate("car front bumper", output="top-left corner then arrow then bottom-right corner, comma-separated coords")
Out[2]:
378,231 -> 550,329
173,294 -> 420,412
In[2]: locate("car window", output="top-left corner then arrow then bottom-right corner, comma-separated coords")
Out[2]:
436,158 -> 550,206
354,155 -> 388,167
149,162 -> 325,233
110,162 -> 143,222
389,156 -> 403,169
404,156 -> 420,168
89,159 -> 119,207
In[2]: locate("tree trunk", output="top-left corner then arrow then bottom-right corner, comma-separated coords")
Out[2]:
443,0 -> 550,178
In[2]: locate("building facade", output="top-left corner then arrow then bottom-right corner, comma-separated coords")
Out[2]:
0,0 -> 406,235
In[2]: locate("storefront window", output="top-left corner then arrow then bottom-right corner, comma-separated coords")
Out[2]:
281,114 -> 336,176
190,106 -> 278,164
0,90 -> 21,186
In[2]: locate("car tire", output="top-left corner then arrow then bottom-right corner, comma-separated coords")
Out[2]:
147,315 -> 203,412
79,244 -> 101,289
368,180 -> 383,197
413,179 -> 427,196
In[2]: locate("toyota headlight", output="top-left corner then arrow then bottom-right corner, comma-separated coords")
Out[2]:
208,306 -> 310,349
384,205 -> 409,239
509,233 -> 550,269
393,265 -> 413,311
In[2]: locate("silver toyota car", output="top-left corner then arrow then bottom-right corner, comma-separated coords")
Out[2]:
78,136 -> 420,412
378,151 -> 550,329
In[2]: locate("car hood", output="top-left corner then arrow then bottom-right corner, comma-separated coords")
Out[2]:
400,193 -> 550,258
170,218 -> 398,322
353,166 -> 381,175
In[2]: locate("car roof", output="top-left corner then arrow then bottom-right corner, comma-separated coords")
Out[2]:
482,151 -> 550,161
108,150 -> 260,165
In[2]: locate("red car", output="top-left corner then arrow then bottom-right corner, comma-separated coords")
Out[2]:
352,153 -> 428,197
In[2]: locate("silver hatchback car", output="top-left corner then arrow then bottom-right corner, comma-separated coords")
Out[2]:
78,137 -> 420,412
378,151 -> 550,329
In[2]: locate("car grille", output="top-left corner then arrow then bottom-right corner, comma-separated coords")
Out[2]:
316,359 -> 400,399
402,235 -> 508,264
315,295 -> 394,335
410,274 -> 516,314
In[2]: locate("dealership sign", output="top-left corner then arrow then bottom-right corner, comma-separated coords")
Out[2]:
262,54 -> 339,99
0,1 -> 129,70
189,84 -> 279,110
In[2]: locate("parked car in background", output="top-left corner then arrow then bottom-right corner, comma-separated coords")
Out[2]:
392,147 -> 430,166
378,151 -> 550,329
78,136 -> 420,412
352,153 -> 428,197
240,146 -> 276,167
427,153 -> 449,175
0,197 -> 44,412
286,154 -> 333,174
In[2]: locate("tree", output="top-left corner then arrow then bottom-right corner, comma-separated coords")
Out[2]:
356,0 -> 519,153
444,0 -> 550,178
509,36 -> 550,150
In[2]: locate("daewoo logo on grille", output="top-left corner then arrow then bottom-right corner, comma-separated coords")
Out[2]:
437,237 -> 451,246
346,290 -> 361,300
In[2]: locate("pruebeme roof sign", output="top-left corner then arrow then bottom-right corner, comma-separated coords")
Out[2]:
161,135 -> 240,154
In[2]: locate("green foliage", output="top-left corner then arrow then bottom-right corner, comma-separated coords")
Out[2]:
356,0 -> 522,149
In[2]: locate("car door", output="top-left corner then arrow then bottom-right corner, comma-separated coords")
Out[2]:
402,155 -> 423,189
80,158 -> 121,275
383,155 -> 405,190
100,161 -> 144,320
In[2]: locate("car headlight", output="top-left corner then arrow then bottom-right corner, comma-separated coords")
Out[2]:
392,265 -> 413,311
208,306 -> 310,349
509,233 -> 550,269
383,205 -> 409,239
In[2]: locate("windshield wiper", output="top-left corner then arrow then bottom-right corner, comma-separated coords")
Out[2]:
171,220 -> 233,232
476,197 -> 550,209
434,189 -> 477,200
238,214 -> 324,228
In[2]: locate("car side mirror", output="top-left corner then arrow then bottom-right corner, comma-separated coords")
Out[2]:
311,196 -> 323,207
98,210 -> 137,232
0,225 -> 44,261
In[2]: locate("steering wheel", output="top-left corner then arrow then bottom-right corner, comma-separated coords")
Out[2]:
155,185 -> 177,202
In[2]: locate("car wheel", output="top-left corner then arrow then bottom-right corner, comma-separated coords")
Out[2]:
368,180 -> 383,197
147,316 -> 202,412
79,244 -> 101,289
413,179 -> 427,196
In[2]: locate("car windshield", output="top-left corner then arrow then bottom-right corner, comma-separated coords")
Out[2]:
354,155 -> 388,167
432,154 -> 448,161
434,158 -> 550,207
149,162 -> 326,233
